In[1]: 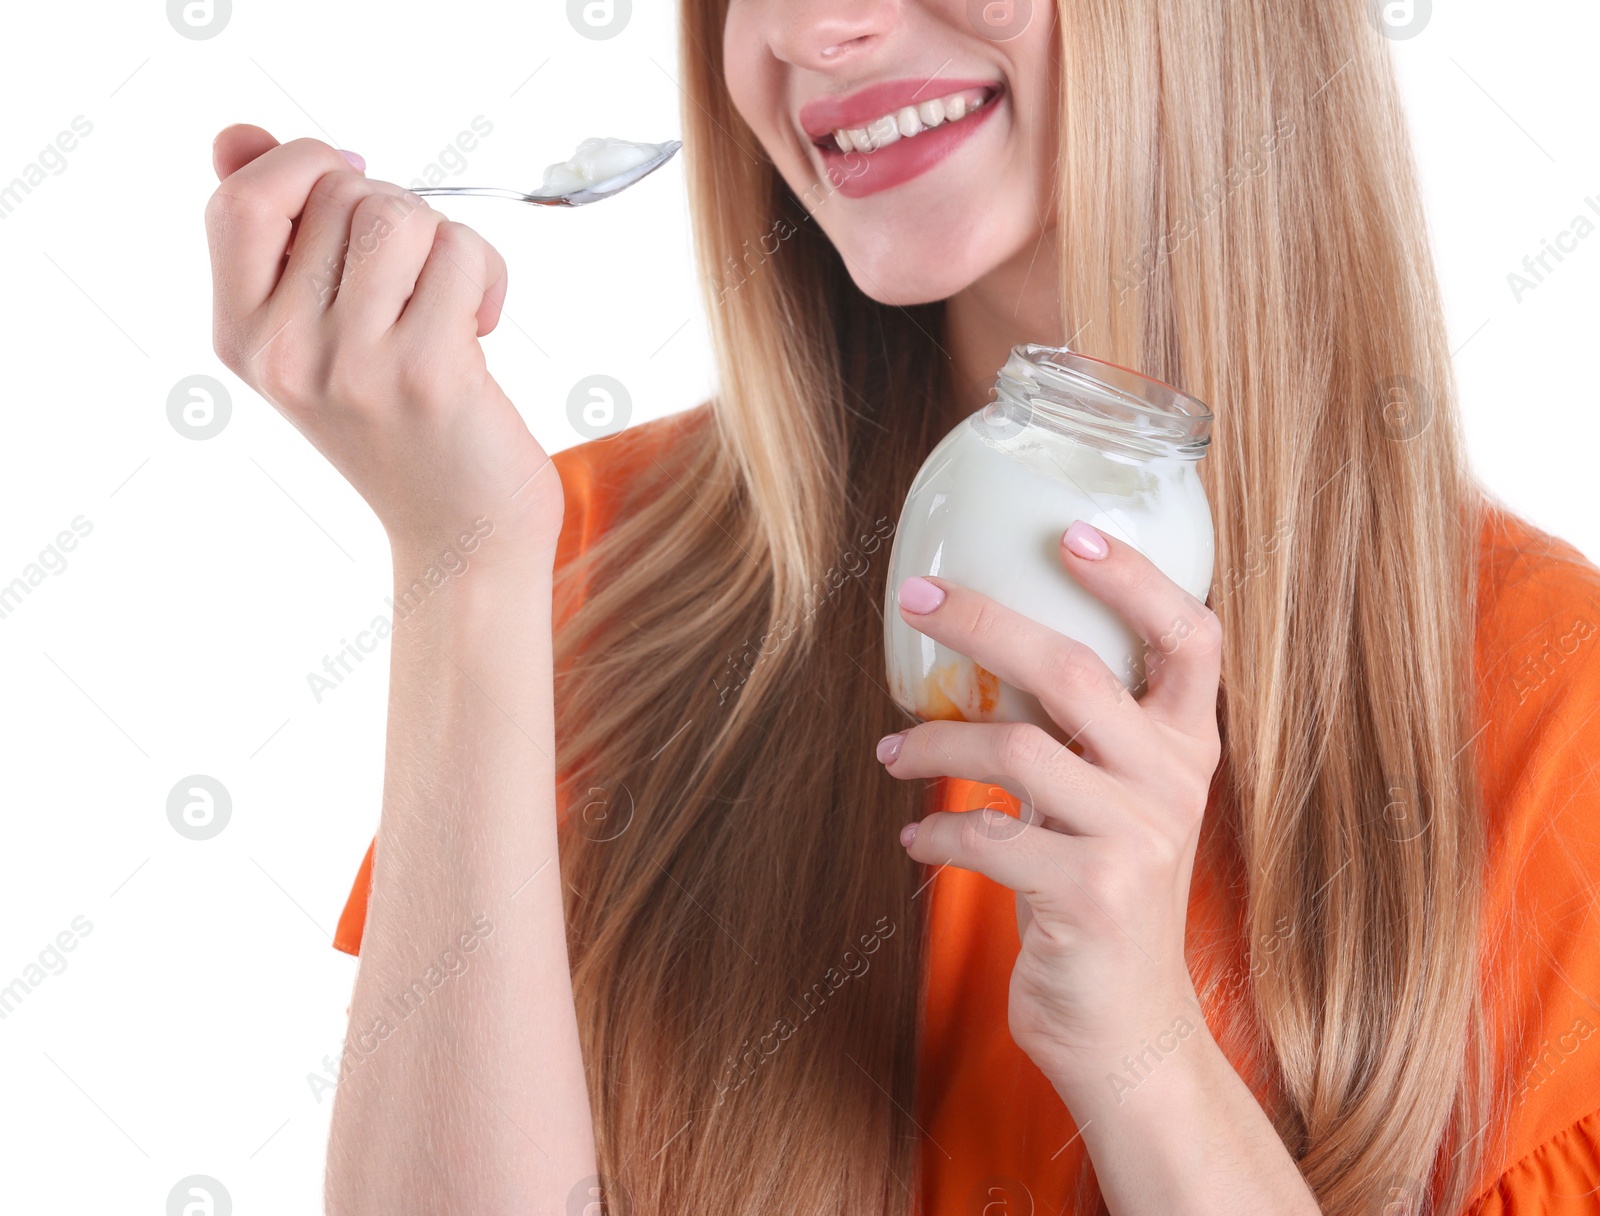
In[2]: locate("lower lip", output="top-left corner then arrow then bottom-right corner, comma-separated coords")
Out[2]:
815,90 -> 1003,200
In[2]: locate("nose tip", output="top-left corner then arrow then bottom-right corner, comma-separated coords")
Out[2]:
818,36 -> 865,60
773,1 -> 897,71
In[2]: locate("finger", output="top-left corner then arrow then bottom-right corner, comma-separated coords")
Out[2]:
279,171 -> 416,317
212,123 -> 279,181
1056,520 -> 1222,733
894,574 -> 1150,768
204,136 -> 358,323
902,805 -> 1075,902
332,189 -> 445,337
397,221 -> 509,341
881,718 -> 1113,836
909,815 -> 1167,968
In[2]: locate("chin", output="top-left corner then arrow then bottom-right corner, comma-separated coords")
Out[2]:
833,238 -> 986,307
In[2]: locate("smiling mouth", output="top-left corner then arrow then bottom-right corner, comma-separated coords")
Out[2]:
810,85 -> 1002,156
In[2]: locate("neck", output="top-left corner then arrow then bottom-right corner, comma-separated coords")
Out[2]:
942,228 -> 1064,432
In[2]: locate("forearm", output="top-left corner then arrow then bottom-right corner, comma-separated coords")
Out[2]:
325,551 -> 595,1215
1041,1014 -> 1320,1216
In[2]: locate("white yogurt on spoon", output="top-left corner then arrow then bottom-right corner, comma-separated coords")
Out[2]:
537,137 -> 675,196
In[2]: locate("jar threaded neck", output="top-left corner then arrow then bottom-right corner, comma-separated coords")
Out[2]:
991,344 -> 1213,460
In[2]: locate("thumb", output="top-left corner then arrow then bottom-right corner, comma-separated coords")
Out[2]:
212,123 -> 280,181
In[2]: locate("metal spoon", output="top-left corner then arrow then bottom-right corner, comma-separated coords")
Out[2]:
409,140 -> 682,208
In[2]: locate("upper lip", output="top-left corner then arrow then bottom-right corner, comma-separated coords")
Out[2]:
797,76 -> 1002,143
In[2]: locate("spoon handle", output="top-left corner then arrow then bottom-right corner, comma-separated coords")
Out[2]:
409,186 -> 565,205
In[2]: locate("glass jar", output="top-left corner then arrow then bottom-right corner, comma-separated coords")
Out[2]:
883,344 -> 1215,741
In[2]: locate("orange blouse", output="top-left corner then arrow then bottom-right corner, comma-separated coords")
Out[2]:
333,408 -> 1600,1212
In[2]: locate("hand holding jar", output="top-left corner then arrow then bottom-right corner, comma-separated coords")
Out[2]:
878,346 -> 1223,1083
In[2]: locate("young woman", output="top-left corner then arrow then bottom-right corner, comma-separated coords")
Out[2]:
204,2 -> 1600,1213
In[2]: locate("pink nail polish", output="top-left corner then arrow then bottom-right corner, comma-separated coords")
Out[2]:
1063,520 -> 1108,560
338,149 -> 366,171
898,576 -> 945,614
900,822 -> 918,847
876,732 -> 904,763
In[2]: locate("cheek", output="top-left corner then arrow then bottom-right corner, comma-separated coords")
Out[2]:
1015,18 -> 1059,149
721,14 -> 766,133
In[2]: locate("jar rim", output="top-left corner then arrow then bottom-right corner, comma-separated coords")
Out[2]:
995,344 -> 1214,459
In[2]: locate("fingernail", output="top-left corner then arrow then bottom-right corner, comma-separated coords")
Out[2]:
338,149 -> 366,171
899,822 -> 919,847
876,732 -> 904,764
897,576 -> 945,614
1063,520 -> 1108,561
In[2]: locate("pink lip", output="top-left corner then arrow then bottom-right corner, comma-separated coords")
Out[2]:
813,84 -> 1004,199
797,76 -> 1000,141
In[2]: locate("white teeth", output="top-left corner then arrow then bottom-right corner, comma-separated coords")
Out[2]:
828,87 -> 992,155
866,114 -> 901,147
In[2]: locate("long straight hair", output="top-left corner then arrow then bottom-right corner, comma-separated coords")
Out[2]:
551,2 -> 1505,1212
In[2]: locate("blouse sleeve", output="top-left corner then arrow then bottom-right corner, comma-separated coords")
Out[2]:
1464,509 -> 1600,1211
1466,1106 -> 1600,1214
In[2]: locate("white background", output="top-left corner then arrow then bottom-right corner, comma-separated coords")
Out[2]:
0,2 -> 1594,1211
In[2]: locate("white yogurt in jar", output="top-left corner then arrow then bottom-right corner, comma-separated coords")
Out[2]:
883,349 -> 1214,739
537,136 -> 673,196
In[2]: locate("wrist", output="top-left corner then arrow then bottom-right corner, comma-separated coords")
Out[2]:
390,521 -> 555,593
385,541 -> 554,643
388,502 -> 559,570
1033,1000 -> 1217,1113
1035,1015 -> 1322,1214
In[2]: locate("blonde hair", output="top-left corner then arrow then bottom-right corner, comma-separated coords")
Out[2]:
552,2 -> 1505,1212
